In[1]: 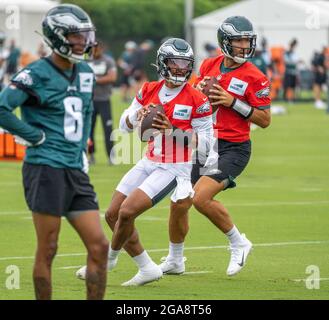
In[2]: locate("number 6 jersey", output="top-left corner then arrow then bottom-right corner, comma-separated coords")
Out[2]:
8,57 -> 95,169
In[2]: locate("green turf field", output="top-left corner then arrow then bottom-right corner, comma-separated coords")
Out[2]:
0,93 -> 328,300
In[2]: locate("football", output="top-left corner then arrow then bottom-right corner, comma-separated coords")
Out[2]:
140,103 -> 165,142
202,76 -> 218,102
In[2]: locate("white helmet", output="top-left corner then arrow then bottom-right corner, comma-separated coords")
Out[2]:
156,38 -> 194,85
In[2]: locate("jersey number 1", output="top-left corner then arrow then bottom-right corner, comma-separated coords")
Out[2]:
63,97 -> 83,142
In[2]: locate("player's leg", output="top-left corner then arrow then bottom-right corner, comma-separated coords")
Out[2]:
105,191 -> 144,259
32,213 -> 61,300
68,211 -> 109,300
160,197 -> 192,274
88,103 -> 99,164
76,160 -> 151,281
113,164 -> 177,286
193,140 -> 253,276
66,169 -> 108,299
111,189 -> 152,251
98,100 -> 114,164
22,163 -> 66,300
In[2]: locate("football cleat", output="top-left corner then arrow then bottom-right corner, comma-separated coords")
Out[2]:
76,256 -> 118,280
121,262 -> 163,286
159,256 -> 186,275
226,234 -> 253,276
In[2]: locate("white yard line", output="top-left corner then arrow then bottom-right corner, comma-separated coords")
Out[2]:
291,278 -> 329,282
158,200 -> 329,210
183,271 -> 213,275
0,240 -> 328,262
1,200 -> 329,217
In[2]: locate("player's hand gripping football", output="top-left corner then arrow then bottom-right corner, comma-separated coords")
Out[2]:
136,107 -> 149,121
195,76 -> 211,92
209,84 -> 235,107
152,110 -> 173,136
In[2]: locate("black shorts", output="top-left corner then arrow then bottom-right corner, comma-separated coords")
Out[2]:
283,74 -> 297,89
191,139 -> 251,189
314,72 -> 326,86
22,163 -> 99,218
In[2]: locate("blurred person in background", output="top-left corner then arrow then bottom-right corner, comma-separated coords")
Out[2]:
311,47 -> 327,110
88,41 -> 117,165
117,40 -> 137,102
6,39 -> 21,78
250,46 -> 268,76
37,42 -> 48,58
0,31 -> 8,91
204,43 -> 220,58
130,39 -> 154,94
283,38 -> 299,103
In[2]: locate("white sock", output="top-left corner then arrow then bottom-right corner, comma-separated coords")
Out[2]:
168,242 -> 184,261
226,225 -> 244,246
133,251 -> 153,270
109,245 -> 120,260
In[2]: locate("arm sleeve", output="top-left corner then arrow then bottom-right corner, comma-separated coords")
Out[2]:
191,115 -> 215,155
0,85 -> 44,144
119,98 -> 143,133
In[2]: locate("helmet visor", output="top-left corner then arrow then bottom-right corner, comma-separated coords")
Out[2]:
167,58 -> 193,70
67,30 -> 96,49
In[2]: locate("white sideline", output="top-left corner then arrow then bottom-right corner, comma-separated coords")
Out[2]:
0,240 -> 328,262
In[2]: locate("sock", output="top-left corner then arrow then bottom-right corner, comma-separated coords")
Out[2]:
168,242 -> 184,261
133,251 -> 153,270
109,245 -> 120,260
226,225 -> 244,246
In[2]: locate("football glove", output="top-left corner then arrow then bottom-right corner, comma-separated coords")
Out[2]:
82,151 -> 89,174
204,149 -> 219,168
14,131 -> 46,147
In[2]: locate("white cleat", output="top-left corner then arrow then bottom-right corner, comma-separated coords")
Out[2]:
159,256 -> 186,274
121,262 -> 163,286
76,257 -> 118,280
226,234 -> 253,277
315,100 -> 326,110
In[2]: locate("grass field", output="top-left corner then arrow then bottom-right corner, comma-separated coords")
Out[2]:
0,92 -> 328,300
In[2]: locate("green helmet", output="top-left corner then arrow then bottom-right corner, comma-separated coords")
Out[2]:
42,4 -> 96,62
217,16 -> 256,64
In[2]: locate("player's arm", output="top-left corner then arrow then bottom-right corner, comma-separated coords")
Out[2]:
0,84 -> 45,145
209,83 -> 271,128
119,98 -> 145,132
82,100 -> 93,150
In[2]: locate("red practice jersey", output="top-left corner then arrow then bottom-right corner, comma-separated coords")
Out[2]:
195,54 -> 271,142
136,79 -> 212,163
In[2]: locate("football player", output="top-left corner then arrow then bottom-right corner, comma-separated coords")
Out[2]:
0,5 -> 109,299
76,38 -> 215,286
161,16 -> 271,276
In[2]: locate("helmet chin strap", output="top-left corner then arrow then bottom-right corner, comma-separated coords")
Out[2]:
225,52 -> 247,64
232,55 -> 247,64
167,70 -> 187,85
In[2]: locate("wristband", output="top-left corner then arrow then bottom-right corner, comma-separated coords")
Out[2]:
128,110 -> 139,127
232,98 -> 254,119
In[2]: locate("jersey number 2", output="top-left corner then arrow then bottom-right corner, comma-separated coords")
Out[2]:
64,97 -> 83,142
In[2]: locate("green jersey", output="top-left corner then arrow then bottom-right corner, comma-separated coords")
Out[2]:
0,57 -> 95,169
